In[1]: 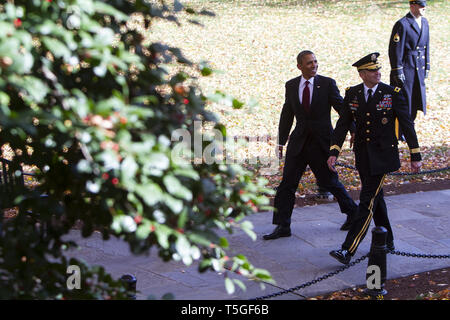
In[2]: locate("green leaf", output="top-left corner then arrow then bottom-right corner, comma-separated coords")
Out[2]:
233,279 -> 246,291
135,183 -> 163,206
253,268 -> 273,282
163,194 -> 183,213
163,175 -> 192,201
173,168 -> 199,180
8,75 -> 48,103
240,221 -> 256,241
177,209 -> 188,229
219,237 -> 229,248
188,232 -> 216,247
175,236 -> 192,263
121,156 -> 138,188
93,2 -> 129,21
232,98 -> 244,109
225,278 -> 235,294
42,36 -> 71,61
0,22 -> 14,36
145,152 -> 169,173
198,259 -> 211,272
136,220 -> 152,240
0,92 -> 11,115
155,225 -> 171,249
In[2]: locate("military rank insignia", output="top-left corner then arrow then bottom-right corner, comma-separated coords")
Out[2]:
349,96 -> 359,110
381,117 -> 388,125
376,94 -> 392,110
393,33 -> 400,43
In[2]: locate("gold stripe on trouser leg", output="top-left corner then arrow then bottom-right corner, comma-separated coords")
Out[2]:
395,118 -> 399,139
348,174 -> 387,254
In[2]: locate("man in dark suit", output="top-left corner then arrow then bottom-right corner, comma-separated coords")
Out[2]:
263,50 -> 357,240
327,53 -> 422,264
389,0 -> 430,138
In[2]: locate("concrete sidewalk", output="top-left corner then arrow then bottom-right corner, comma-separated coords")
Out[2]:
64,189 -> 450,300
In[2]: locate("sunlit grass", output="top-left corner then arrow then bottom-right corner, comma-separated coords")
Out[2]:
150,0 -> 449,147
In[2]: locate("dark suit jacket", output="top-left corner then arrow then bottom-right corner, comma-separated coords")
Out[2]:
388,12 -> 429,114
278,75 -> 345,159
330,82 -> 421,175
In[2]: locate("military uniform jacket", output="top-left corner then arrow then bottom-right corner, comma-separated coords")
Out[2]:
278,75 -> 346,158
330,82 -> 421,176
388,12 -> 430,114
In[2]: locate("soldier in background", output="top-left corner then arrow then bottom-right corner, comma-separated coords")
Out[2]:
389,0 -> 430,140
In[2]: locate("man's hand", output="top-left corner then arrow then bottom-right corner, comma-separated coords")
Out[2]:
327,156 -> 337,173
349,133 -> 355,149
393,73 -> 406,87
277,145 -> 283,159
411,161 -> 422,173
391,70 -> 406,87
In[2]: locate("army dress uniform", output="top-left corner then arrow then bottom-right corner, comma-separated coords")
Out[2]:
389,0 -> 430,123
329,53 -> 421,261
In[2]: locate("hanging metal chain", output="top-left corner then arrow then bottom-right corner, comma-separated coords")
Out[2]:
247,250 -> 448,301
389,250 -> 450,259
249,253 -> 369,300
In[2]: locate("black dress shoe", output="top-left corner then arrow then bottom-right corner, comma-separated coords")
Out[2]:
329,249 -> 352,264
262,225 -> 291,240
340,215 -> 353,231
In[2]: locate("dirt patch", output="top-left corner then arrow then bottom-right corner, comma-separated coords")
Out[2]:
311,267 -> 450,300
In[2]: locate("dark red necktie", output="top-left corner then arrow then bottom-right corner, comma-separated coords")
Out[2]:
302,80 -> 310,113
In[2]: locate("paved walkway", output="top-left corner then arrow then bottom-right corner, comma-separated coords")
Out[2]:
64,189 -> 450,300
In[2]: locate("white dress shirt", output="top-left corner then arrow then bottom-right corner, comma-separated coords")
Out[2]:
411,11 -> 422,29
299,76 -> 314,105
363,83 -> 378,103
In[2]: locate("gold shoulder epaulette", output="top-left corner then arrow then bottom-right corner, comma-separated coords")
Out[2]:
394,87 -> 401,93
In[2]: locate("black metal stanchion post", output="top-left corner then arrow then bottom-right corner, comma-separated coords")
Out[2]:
364,226 -> 388,299
120,274 -> 137,300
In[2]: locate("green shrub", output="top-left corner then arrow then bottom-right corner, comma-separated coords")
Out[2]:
0,0 -> 272,299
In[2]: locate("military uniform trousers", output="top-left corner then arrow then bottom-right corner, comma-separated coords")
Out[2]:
273,135 -> 357,227
341,144 -> 394,255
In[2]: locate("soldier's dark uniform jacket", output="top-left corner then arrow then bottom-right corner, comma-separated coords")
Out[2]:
388,11 -> 430,116
330,83 -> 422,175
328,52 -> 422,261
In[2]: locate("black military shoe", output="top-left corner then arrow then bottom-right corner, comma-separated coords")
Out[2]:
262,225 -> 291,240
340,215 -> 353,231
329,249 -> 352,264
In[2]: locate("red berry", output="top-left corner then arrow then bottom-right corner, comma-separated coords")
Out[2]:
14,19 -> 22,28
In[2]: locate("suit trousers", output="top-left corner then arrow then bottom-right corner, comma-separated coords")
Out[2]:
342,149 -> 394,255
273,136 -> 357,227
